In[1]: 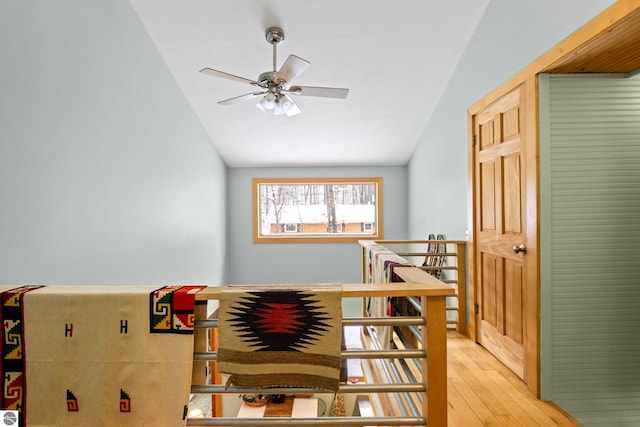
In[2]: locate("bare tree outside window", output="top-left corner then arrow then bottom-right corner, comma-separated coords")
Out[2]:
253,177 -> 383,243
325,184 -> 338,233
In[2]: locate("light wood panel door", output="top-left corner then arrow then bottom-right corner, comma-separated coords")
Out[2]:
472,86 -> 528,380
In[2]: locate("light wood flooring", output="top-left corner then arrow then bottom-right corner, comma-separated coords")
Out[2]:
446,332 -> 581,426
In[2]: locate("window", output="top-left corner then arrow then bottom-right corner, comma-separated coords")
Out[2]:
283,224 -> 298,233
253,177 -> 383,243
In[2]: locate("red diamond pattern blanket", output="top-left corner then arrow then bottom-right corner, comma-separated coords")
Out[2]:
217,285 -> 343,392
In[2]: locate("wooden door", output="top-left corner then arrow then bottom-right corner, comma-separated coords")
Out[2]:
472,86 -> 529,381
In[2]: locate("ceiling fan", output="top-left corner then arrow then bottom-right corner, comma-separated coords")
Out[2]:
200,27 -> 349,117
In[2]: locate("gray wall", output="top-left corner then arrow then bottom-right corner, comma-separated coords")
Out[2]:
0,0 -> 228,285
539,74 -> 640,426
406,0 -> 616,241
227,166 -> 407,286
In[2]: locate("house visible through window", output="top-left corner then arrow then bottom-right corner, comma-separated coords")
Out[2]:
283,224 -> 298,232
253,177 -> 383,243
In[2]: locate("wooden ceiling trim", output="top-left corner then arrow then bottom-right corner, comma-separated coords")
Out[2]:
543,7 -> 640,73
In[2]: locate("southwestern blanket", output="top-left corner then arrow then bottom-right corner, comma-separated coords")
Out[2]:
0,284 -> 204,427
364,244 -> 412,349
217,285 -> 342,392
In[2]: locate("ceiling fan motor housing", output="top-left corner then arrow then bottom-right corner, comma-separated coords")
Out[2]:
258,71 -> 278,86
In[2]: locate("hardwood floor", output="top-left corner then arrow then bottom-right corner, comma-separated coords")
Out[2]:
447,332 -> 581,426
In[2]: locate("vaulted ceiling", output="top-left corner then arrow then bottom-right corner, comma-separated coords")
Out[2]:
130,0 -> 490,167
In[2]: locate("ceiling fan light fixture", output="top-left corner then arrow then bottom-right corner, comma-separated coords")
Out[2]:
273,95 -> 294,116
259,92 -> 276,110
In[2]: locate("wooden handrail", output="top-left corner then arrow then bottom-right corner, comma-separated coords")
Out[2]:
195,282 -> 454,300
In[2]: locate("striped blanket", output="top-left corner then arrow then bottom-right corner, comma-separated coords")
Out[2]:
217,286 -> 342,392
364,244 -> 412,349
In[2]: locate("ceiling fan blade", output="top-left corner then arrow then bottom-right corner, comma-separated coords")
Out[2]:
218,91 -> 266,105
277,55 -> 310,84
289,85 -> 349,99
200,68 -> 262,87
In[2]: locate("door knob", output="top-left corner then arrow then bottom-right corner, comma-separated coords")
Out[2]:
512,244 -> 527,254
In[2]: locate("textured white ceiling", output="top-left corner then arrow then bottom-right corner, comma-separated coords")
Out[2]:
130,0 -> 489,167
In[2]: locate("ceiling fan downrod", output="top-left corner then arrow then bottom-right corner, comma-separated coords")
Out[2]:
265,27 -> 284,73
